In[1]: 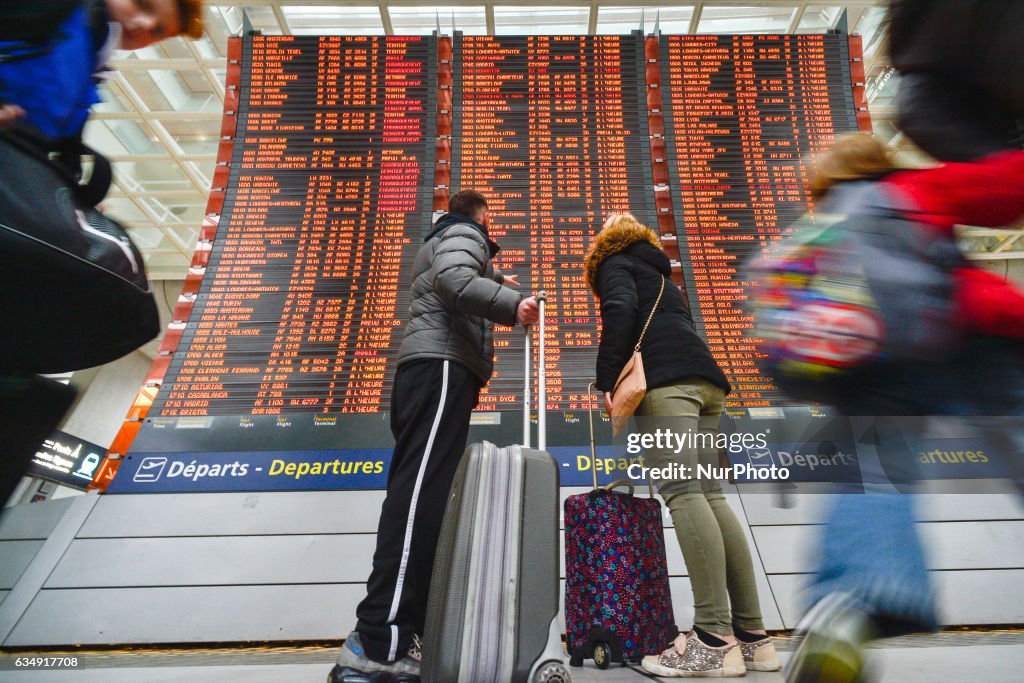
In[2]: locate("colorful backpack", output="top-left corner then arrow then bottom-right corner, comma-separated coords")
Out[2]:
747,180 -> 965,403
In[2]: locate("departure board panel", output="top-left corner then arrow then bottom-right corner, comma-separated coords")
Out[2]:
454,34 -> 654,412
146,35 -> 434,425
124,31 -> 863,461
660,34 -> 858,407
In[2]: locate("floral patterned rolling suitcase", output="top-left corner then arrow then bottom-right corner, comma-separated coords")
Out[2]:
563,384 -> 676,668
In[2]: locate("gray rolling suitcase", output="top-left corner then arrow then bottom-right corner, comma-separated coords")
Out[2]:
422,293 -> 570,683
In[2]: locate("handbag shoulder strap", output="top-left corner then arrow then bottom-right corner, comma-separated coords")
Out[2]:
634,275 -> 666,352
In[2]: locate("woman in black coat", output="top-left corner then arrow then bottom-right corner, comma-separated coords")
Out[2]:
583,214 -> 778,677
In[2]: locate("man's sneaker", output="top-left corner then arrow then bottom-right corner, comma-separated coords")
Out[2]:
785,594 -> 875,683
406,634 -> 422,663
641,631 -> 746,678
739,637 -> 782,672
328,632 -> 421,683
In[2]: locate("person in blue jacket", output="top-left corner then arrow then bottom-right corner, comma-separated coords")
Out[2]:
0,0 -> 203,137
0,0 -> 203,509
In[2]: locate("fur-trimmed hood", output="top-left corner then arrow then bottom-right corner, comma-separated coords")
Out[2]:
583,217 -> 663,294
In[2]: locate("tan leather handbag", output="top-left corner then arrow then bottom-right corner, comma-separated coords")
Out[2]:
610,276 -> 665,435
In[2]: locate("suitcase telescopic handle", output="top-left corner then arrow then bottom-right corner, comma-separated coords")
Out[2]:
587,381 -> 654,497
537,291 -> 546,452
522,291 -> 547,451
523,321 -> 531,449
587,381 -> 599,491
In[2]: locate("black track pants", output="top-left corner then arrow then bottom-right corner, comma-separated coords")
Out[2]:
355,359 -> 481,663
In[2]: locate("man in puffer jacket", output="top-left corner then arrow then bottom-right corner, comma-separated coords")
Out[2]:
330,190 -> 539,682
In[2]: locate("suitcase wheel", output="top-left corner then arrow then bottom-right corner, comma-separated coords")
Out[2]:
593,641 -> 612,670
533,660 -> 572,683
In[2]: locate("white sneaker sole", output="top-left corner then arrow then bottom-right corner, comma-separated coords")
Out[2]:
641,660 -> 747,678
745,660 -> 782,672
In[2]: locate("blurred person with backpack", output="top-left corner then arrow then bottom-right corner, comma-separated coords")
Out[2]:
782,134 -> 1024,683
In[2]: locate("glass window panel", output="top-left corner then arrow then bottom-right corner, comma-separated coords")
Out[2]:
145,251 -> 192,274
121,70 -> 177,111
151,37 -> 192,59
210,68 -> 227,88
101,198 -> 154,228
493,6 -> 590,35
186,160 -> 216,187
283,7 -> 384,35
597,6 -> 695,35
84,119 -> 163,156
114,161 -> 195,193
238,7 -> 279,34
162,201 -> 208,227
390,6 -> 488,35
867,65 -> 899,105
192,34 -> 226,60
854,7 -> 888,55
180,71 -> 218,98
93,84 -> 129,113
796,6 -> 843,33
123,226 -> 170,251
696,6 -> 797,34
143,196 -> 192,222
160,119 -> 221,151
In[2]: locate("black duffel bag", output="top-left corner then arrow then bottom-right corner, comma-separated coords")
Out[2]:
0,127 -> 160,373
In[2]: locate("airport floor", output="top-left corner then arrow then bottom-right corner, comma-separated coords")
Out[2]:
0,631 -> 1021,682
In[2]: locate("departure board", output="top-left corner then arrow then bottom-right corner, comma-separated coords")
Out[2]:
120,30 -> 863,463
146,35 -> 434,425
453,34 -> 654,413
660,34 -> 858,407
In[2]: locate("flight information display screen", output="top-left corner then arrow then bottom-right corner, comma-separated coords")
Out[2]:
453,34 -> 654,414
127,31 -> 858,461
142,35 -> 434,445
661,34 -> 857,408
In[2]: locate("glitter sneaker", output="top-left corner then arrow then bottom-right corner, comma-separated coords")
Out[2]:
641,631 -> 746,678
739,637 -> 782,672
328,632 -> 421,683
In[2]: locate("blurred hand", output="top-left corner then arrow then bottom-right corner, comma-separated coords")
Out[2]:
516,296 -> 539,325
603,391 -> 614,416
0,104 -> 26,130
503,273 -> 520,287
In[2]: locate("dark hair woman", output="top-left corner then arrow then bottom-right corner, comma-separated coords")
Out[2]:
584,213 -> 780,677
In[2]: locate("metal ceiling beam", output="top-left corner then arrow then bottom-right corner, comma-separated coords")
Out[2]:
108,74 -> 212,197
787,2 -> 808,34
109,58 -> 225,70
486,4 -> 495,35
91,111 -> 222,121
960,227 -> 1024,237
104,154 -> 216,163
380,7 -> 394,35
688,1 -> 704,35
182,33 -> 226,103
112,176 -> 196,257
272,3 -> 293,35
965,251 -> 1024,261
588,3 -> 598,35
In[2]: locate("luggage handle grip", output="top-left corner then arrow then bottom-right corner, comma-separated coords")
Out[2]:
601,479 -> 635,495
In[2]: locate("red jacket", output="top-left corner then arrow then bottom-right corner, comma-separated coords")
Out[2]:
885,150 -> 1024,338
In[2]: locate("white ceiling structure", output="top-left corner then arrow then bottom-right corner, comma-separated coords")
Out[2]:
84,0 -> 1023,282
